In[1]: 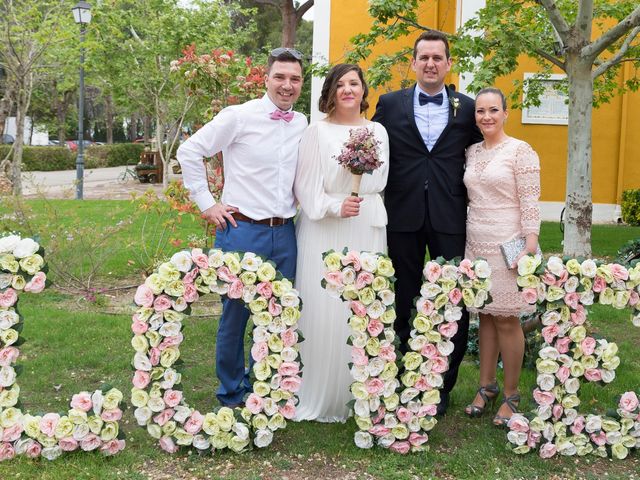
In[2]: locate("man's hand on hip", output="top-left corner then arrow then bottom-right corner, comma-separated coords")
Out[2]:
202,203 -> 240,231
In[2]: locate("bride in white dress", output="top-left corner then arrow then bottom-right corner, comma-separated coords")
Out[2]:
293,64 -> 390,422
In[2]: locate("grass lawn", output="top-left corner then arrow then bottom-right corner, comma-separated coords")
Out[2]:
0,200 -> 639,479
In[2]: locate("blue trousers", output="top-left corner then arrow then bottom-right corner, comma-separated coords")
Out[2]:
213,220 -> 296,405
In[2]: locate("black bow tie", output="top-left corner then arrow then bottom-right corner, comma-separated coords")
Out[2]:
419,92 -> 443,106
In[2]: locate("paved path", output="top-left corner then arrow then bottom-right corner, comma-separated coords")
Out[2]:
21,166 -> 166,200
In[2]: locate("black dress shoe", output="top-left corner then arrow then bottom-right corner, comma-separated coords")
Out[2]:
436,392 -> 449,417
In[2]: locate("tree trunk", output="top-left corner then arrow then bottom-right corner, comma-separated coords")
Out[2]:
56,89 -> 74,143
0,82 -> 14,138
563,56 -> 593,257
11,73 -> 33,195
129,111 -> 139,141
281,0 -> 297,47
143,115 -> 152,143
105,94 -> 114,144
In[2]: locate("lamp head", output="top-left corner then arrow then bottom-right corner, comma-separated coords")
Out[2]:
72,1 -> 92,25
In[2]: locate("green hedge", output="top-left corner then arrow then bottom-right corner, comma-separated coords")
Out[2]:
0,143 -> 144,171
621,189 -> 640,226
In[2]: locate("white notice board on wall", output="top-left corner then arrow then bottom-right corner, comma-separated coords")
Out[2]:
521,73 -> 569,125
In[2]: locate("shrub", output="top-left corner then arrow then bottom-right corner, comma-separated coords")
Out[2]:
615,237 -> 640,266
621,188 -> 640,226
86,143 -> 145,168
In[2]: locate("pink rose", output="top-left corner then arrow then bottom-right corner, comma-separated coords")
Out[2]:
131,320 -> 148,335
570,305 -> 586,325
378,345 -> 396,362
629,291 -> 639,306
555,337 -> 572,354
0,346 -> 19,367
183,283 -> 199,303
541,272 -> 557,286
556,366 -> 570,383
101,408 -> 123,421
448,288 -> 462,305
80,433 -> 102,451
430,356 -> 449,374
2,423 -> 23,442
581,337 -> 596,356
0,442 -> 16,461
592,276 -> 606,293
164,390 -> 183,408
278,362 -> 300,377
159,334 -> 183,350
414,376 -> 429,391
227,279 -> 244,299
134,285 -> 154,307
619,392 -> 639,412
184,411 -> 204,434
396,407 -> 413,423
100,439 -> 126,456
59,437 -> 79,451
458,259 -> 475,279
527,430 -> 541,448
245,393 -> 264,414
256,281 -> 273,299
192,252 -> 209,269
132,370 -> 151,389
408,432 -> 429,447
183,267 -> 199,285
153,409 -> 175,426
424,262 -> 442,283
533,388 -> 555,406
508,415 -> 529,433
280,375 -> 302,393
610,264 -> 629,281
251,342 -> 269,362
153,295 -> 172,312
418,404 -> 437,417
522,288 -> 538,304
0,288 -> 18,308
341,251 -> 361,270
367,319 -> 384,337
541,324 -> 559,344
539,442 -> 557,459
40,413 -> 60,437
281,328 -> 298,348
355,271 -> 374,289
438,321 -> 458,339
323,271 -> 343,287
279,400 -> 296,419
553,269 -> 569,286
268,297 -> 282,316
24,271 -> 47,293
570,416 -> 585,435
70,392 -> 93,412
369,424 -> 390,437
388,441 -> 411,454
590,431 -> 607,446
216,266 -> 237,283
564,292 -> 579,310
420,344 -> 438,359
365,378 -> 384,395
350,300 -> 367,317
149,347 -> 160,366
25,440 -> 42,458
351,347 -> 369,367
552,404 -> 564,420
159,436 -> 178,453
584,368 -> 602,382
416,298 -> 434,315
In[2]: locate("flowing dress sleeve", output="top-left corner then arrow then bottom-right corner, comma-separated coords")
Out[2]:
514,141 -> 541,235
294,124 -> 343,220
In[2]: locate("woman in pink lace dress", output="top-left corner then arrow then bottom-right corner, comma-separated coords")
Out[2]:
463,87 -> 541,426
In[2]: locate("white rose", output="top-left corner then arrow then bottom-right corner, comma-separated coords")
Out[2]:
354,431 -> 374,449
0,309 -> 19,330
0,366 -> 17,387
377,433 -> 395,448
354,399 -> 371,418
580,259 -> 597,278
564,276 -> 579,293
507,431 -> 528,446
192,434 -> 211,450
562,409 -> 577,425
538,346 -> 560,360
280,291 -> 300,308
537,374 -> 555,391
240,252 -> 262,271
0,234 -> 20,254
232,422 -> 250,441
253,428 -> 273,448
546,256 -> 566,277
437,340 -> 454,356
420,282 -> 442,299
13,238 -> 39,258
444,306 -> 462,322
601,369 -> 616,383
173,406 -> 192,424
342,267 -> 356,285
91,390 -> 104,415
41,446 -> 63,461
564,378 -> 580,394
134,406 -> 152,425
133,352 -> 152,371
367,358 -> 386,377
170,251 -> 193,273
540,311 -> 561,326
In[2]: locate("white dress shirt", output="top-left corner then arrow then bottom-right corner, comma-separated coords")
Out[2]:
177,94 -> 308,219
414,85 -> 449,151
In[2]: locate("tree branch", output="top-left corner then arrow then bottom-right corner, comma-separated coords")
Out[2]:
254,0 -> 280,7
576,0 -> 593,39
534,48 -> 565,70
537,0 -> 571,42
592,26 -> 640,78
296,0 -> 314,22
583,6 -> 640,59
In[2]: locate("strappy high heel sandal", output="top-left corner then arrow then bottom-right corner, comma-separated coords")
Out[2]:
493,393 -> 521,427
464,383 -> 500,418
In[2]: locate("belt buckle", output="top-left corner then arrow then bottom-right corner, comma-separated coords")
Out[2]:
270,217 -> 275,227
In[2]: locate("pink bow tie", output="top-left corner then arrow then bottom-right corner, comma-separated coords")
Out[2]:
270,110 -> 294,122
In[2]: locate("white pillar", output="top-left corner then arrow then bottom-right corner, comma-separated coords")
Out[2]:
309,0 -> 331,124
456,0 -> 485,96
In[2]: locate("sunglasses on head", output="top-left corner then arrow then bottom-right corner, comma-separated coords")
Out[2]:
269,47 -> 304,60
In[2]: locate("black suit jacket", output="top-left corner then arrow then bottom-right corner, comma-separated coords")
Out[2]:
372,85 -> 483,234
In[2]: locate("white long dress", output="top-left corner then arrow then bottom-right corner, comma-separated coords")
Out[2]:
293,120 -> 390,422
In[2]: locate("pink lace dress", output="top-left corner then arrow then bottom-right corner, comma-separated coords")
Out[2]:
464,137 -> 541,317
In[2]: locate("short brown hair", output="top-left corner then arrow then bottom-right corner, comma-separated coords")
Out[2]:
318,64 -> 369,115
267,48 -> 304,73
413,30 -> 450,59
476,87 -> 507,110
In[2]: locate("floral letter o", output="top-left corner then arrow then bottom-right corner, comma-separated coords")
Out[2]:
131,249 -> 302,453
0,233 -> 125,462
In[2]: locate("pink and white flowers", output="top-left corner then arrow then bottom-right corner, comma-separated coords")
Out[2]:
0,233 -> 125,462
131,248 -> 302,453
322,250 -> 491,453
508,255 -> 640,459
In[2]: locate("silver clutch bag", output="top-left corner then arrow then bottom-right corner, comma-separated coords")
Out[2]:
500,237 -> 542,269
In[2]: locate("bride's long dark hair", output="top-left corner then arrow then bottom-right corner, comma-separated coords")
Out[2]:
318,64 -> 369,116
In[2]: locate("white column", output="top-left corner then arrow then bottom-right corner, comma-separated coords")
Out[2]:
309,0 -> 331,124
456,0 -> 485,96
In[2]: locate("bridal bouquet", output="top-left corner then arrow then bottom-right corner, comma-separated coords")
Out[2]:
335,127 -> 382,196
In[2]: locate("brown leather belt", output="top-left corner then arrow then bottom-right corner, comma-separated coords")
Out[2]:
233,212 -> 292,227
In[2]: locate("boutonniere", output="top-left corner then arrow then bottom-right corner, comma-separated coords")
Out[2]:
450,96 -> 460,118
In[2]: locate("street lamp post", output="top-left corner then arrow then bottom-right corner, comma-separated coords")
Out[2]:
72,1 -> 92,200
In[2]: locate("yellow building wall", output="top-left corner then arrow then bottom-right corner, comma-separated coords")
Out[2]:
328,0 -> 640,205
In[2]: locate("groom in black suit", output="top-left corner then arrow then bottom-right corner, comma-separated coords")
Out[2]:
372,30 -> 483,415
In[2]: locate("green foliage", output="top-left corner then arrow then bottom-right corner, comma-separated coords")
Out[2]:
621,188 -> 640,226
615,237 -> 640,265
85,143 -> 145,168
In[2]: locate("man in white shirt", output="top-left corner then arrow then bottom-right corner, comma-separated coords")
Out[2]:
177,48 -> 307,407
